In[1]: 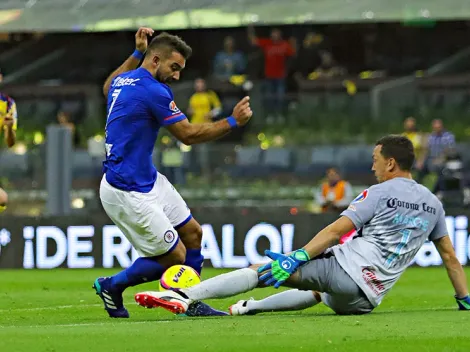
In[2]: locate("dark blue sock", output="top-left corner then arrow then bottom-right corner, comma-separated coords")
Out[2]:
110,257 -> 165,293
184,248 -> 204,275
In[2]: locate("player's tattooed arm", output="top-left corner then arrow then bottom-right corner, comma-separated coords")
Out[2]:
166,97 -> 253,145
434,235 -> 469,299
302,216 -> 355,259
102,27 -> 154,96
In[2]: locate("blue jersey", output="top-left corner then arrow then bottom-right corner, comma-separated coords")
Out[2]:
103,68 -> 186,192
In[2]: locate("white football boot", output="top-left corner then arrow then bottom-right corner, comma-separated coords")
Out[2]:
229,298 -> 256,316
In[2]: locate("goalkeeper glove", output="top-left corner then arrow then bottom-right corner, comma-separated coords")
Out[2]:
258,249 -> 310,289
455,295 -> 470,310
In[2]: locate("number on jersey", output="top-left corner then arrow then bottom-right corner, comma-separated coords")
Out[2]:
108,88 -> 122,118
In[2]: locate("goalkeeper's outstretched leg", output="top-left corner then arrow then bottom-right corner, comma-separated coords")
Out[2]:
135,253 -> 373,316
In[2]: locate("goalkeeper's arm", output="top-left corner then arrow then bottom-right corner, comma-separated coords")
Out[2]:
434,235 -> 469,300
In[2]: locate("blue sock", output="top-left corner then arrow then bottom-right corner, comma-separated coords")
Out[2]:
184,248 -> 204,275
110,257 -> 165,293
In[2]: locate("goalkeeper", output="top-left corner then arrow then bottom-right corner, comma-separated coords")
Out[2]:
136,135 -> 470,315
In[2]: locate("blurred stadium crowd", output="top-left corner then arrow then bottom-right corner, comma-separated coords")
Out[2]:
1,18 -> 470,215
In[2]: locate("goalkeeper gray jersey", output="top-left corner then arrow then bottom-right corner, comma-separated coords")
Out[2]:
332,177 -> 448,307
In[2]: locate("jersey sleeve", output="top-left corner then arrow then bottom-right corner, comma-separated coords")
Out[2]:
340,186 -> 382,229
429,206 -> 448,241
147,86 -> 187,126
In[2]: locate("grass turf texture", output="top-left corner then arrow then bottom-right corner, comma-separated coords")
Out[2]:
0,267 -> 469,352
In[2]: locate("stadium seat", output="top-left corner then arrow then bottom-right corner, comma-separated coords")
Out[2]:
229,146 -> 266,178
72,150 -> 95,179
0,151 -> 30,179
263,148 -> 292,170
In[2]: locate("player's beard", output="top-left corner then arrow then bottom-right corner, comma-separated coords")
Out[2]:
155,70 -> 173,85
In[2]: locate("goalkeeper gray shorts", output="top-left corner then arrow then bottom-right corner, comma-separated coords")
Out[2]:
295,253 -> 374,315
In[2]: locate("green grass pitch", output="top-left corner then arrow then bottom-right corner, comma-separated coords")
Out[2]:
1,267 -> 469,352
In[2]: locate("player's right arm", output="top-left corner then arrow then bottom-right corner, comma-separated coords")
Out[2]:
102,27 -> 154,96
166,97 -> 252,145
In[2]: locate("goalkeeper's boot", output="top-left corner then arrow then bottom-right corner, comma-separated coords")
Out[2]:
184,301 -> 229,317
229,298 -> 258,316
93,277 -> 129,318
135,290 -> 191,314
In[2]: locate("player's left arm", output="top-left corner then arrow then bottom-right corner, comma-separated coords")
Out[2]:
434,236 -> 469,306
102,27 -> 154,96
431,208 -> 470,309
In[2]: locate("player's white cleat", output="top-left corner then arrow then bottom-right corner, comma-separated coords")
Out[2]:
229,298 -> 255,316
135,290 -> 191,315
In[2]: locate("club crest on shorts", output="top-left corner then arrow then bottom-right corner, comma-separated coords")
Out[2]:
169,101 -> 180,113
164,230 -> 176,243
352,189 -> 369,203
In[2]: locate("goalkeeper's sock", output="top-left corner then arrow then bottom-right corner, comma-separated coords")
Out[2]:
184,248 -> 204,275
183,268 -> 258,300
246,289 -> 318,313
110,257 -> 165,293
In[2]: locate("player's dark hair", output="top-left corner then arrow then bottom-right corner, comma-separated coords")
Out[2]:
375,135 -> 415,171
148,32 -> 192,60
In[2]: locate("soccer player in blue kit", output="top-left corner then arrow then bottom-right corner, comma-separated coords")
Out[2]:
93,28 -> 253,318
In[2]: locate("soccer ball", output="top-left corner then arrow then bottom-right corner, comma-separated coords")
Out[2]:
158,265 -> 201,291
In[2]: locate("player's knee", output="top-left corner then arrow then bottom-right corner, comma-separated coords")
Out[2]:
180,223 -> 203,249
0,189 -> 8,207
169,243 -> 187,266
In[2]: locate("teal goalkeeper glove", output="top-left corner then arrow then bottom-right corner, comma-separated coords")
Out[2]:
258,249 -> 310,289
455,295 -> 470,310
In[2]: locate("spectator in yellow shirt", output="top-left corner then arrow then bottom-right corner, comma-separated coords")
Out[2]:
187,79 -> 222,178
0,70 -> 17,212
402,117 -> 425,166
188,78 -> 222,124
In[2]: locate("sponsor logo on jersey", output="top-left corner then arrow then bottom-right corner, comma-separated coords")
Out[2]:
422,203 -> 436,215
386,198 -> 419,211
169,101 -> 181,113
352,189 -> 368,203
112,77 -> 140,87
361,268 -> 385,295
164,230 -> 176,243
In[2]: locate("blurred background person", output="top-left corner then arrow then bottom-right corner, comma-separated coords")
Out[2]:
160,138 -> 185,186
294,32 -> 323,81
402,116 -> 425,168
416,119 -> 456,186
188,78 -> 222,124
188,78 -> 222,178
57,110 -> 81,148
213,36 -> 246,82
315,167 -> 353,213
311,50 -> 347,79
248,26 -> 295,123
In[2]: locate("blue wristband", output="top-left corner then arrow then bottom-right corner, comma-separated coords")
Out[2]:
226,116 -> 238,129
132,49 -> 144,60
